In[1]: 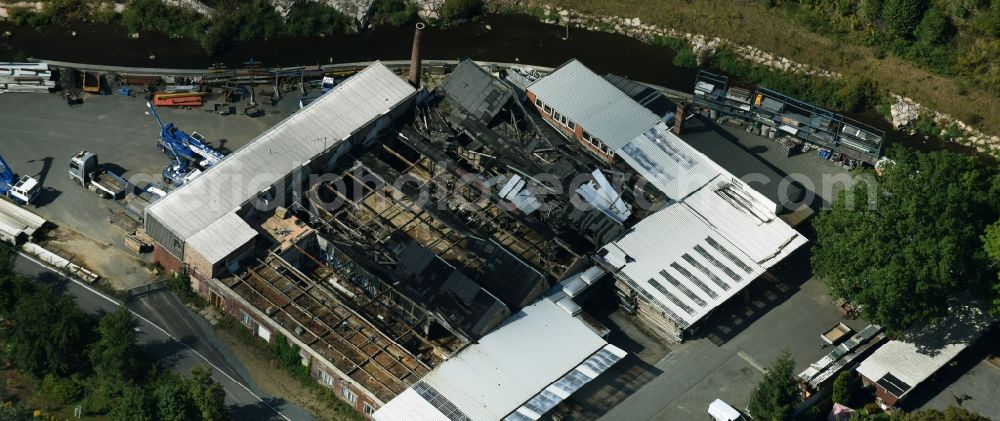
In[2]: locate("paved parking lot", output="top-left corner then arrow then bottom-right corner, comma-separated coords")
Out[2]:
0,91 -> 299,287
566,120 -> 867,420
901,329 -> 1000,419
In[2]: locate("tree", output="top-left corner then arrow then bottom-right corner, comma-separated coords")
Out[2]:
89,307 -> 146,389
985,220 -> 1000,313
110,385 -> 154,421
882,0 -> 926,38
891,406 -> 991,420
153,374 -> 196,421
439,0 -> 483,23
748,351 -> 800,421
6,287 -> 94,377
188,366 -> 226,421
915,5 -> 952,45
832,371 -> 854,406
812,148 -> 1000,331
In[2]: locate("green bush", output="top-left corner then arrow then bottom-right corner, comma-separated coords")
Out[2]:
373,0 -> 418,27
672,48 -> 697,69
284,1 -> 351,36
832,371 -> 854,406
439,0 -> 483,23
39,374 -> 84,405
8,7 -> 51,29
122,0 -> 209,39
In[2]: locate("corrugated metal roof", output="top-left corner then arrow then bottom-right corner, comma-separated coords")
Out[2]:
685,178 -> 807,266
0,200 -> 46,240
616,121 -> 723,200
600,179 -> 807,329
527,60 -> 660,149
184,211 -> 257,264
374,297 -> 616,421
145,62 -> 415,243
440,59 -> 513,122
856,301 -> 994,400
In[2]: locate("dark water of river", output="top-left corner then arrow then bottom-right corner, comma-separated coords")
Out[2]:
0,13 -> 986,158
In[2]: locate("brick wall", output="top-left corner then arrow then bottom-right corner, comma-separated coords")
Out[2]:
153,244 -> 183,272
526,91 -> 616,163
194,276 -> 382,419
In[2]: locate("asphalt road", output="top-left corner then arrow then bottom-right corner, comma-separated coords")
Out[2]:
10,249 -> 312,421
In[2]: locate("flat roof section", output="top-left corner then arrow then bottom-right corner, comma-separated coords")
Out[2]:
184,211 -> 257,264
374,297 -> 625,421
616,121 -> 722,200
145,62 -> 416,244
856,300 -> 995,402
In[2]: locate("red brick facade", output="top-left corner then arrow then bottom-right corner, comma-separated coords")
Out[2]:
526,91 -> 617,163
153,244 -> 183,272
194,276 -> 381,418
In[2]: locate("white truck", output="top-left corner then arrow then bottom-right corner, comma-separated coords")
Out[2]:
68,150 -> 129,200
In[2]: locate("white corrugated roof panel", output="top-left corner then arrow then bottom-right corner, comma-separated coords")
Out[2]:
0,200 -> 46,239
856,301 -> 993,400
603,202 -> 767,328
185,211 -> 257,264
857,340 -> 966,400
684,179 -> 807,266
600,179 -> 807,329
373,388 -> 452,421
527,59 -> 660,149
146,62 -> 415,243
374,297 -> 617,421
616,121 -> 723,200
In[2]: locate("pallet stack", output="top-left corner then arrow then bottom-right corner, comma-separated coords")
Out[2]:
0,62 -> 56,93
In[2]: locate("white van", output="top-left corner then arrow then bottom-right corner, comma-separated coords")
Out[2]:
708,399 -> 747,421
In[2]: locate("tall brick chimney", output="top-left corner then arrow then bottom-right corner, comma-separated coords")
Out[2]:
408,22 -> 425,87
673,101 -> 686,135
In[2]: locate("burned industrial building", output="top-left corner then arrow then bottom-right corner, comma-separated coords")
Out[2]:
142,50 -> 808,418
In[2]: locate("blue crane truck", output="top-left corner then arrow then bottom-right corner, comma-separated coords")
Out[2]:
0,154 -> 41,205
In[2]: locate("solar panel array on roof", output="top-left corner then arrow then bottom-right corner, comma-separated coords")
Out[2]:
876,373 -> 912,398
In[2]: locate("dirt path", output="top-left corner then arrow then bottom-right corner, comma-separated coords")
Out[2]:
42,226 -> 156,290
213,327 -> 357,421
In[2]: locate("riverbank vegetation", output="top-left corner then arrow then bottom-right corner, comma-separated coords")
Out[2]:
0,248 -> 228,419
6,0 -> 371,54
538,0 -> 1000,136
812,147 -> 1000,332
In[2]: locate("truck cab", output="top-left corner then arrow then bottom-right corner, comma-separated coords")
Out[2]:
68,150 -> 98,185
9,175 -> 40,205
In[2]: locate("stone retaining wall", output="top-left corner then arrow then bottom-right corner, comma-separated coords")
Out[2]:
513,3 -> 998,154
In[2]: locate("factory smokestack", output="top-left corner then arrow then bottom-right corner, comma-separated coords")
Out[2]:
673,101 -> 686,136
408,22 -> 425,87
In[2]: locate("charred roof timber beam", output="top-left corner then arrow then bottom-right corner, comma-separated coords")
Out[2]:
267,251 -> 431,372
291,244 -> 439,352
248,263 -> 405,396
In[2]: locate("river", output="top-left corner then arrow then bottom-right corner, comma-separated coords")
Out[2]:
0,13 -> 986,158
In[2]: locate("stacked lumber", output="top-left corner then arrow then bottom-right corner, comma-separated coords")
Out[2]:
0,63 -> 55,93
